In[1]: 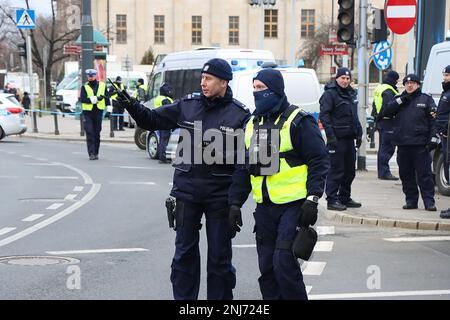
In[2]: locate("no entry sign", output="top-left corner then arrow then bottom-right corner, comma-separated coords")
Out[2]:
384,0 -> 417,34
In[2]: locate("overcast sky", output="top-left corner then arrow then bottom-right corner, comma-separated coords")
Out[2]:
1,0 -> 53,17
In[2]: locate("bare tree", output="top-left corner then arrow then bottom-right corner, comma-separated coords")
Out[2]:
297,22 -> 333,70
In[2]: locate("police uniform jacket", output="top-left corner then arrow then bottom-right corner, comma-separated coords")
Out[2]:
383,89 -> 437,146
319,81 -> 363,141
436,83 -> 450,136
124,86 -> 250,204
228,98 -> 329,207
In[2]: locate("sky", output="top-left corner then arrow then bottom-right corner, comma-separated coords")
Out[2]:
1,0 -> 53,17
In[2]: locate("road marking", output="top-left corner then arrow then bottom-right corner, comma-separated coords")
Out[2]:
317,226 -> 335,235
301,261 -> 326,276
35,158 -> 47,161
55,162 -> 93,185
309,289 -> 450,300
46,203 -> 64,210
0,184 -> 101,248
384,236 -> 450,242
313,241 -> 334,252
21,154 -> 33,158
73,186 -> 84,192
306,286 -> 312,294
233,244 -> 256,248
112,166 -> 158,170
25,163 -> 58,166
65,194 -> 77,201
22,214 -> 45,222
46,248 -> 149,255
0,175 -> 19,178
0,227 -> 16,236
6,151 -> 16,154
109,181 -> 156,185
34,176 -> 79,180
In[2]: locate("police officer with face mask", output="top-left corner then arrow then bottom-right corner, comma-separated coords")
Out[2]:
229,68 -> 329,300
116,58 -> 250,300
319,68 -> 363,211
383,74 -> 438,211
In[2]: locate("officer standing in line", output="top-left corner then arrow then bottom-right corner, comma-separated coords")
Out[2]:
434,65 -> 450,219
228,68 -> 329,300
373,70 -> 400,180
116,58 -> 250,300
383,74 -> 438,211
134,78 -> 149,102
107,76 -> 126,131
79,69 -> 107,160
319,67 -> 363,211
154,82 -> 174,163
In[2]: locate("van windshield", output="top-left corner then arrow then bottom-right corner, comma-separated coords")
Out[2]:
57,72 -> 78,91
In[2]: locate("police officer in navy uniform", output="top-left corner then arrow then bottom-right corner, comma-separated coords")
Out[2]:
79,69 -> 107,160
373,70 -> 400,180
319,67 -> 363,211
383,74 -> 438,211
228,68 -> 329,300
117,58 -> 250,300
435,66 -> 450,219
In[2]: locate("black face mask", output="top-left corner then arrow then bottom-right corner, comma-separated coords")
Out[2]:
442,81 -> 450,92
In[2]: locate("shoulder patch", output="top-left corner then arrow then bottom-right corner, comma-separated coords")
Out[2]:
183,92 -> 201,100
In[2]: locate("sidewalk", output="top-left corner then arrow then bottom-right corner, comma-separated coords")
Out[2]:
19,113 -> 450,231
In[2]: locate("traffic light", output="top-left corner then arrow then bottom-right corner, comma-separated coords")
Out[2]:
18,42 -> 27,58
373,9 -> 388,43
337,0 -> 355,44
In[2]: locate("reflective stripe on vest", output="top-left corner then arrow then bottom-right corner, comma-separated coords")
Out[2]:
244,107 -> 308,204
374,84 -> 398,114
111,83 -> 124,101
154,95 -> 173,108
82,81 -> 106,111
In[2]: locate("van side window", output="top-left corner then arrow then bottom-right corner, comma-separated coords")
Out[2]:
165,70 -> 185,99
150,72 -> 162,99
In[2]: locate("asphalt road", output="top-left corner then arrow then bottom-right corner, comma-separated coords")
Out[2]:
0,137 -> 449,300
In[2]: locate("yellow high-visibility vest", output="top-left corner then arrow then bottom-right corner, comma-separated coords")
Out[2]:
82,81 -> 106,111
111,83 -> 124,101
244,106 -> 308,204
373,84 -> 398,114
154,95 -> 173,108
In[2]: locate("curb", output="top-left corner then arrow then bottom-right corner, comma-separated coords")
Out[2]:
323,209 -> 450,231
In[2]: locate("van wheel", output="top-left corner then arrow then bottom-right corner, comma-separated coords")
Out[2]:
134,127 -> 147,150
435,153 -> 450,196
147,132 -> 159,159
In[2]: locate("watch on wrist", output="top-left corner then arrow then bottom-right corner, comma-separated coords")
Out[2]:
307,195 -> 319,203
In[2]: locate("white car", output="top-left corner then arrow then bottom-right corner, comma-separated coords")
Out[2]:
0,93 -> 27,140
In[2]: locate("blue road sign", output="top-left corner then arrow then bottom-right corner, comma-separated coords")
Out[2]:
16,9 -> 36,29
373,41 -> 392,70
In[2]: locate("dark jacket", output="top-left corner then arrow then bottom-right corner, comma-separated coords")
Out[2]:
124,86 -> 250,204
376,85 -> 398,130
228,99 -> 329,207
21,95 -> 31,110
383,89 -> 437,146
319,81 -> 363,141
436,82 -> 450,136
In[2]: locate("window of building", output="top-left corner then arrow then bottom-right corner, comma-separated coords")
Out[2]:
192,16 -> 202,45
301,9 -> 315,38
264,9 -> 278,38
154,15 -> 165,44
116,14 -> 127,44
229,16 -> 239,45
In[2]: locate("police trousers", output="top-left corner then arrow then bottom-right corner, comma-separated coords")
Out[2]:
82,109 -> 103,156
170,200 -> 236,300
254,200 -> 308,300
377,128 -> 396,178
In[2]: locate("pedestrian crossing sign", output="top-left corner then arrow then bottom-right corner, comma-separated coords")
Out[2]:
16,9 -> 36,29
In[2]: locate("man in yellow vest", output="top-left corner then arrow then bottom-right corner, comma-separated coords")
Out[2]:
154,82 -> 174,163
107,76 -> 126,131
228,68 -> 329,300
372,70 -> 400,180
79,69 -> 106,160
134,78 -> 149,102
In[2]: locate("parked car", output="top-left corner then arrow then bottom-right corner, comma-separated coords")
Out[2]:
0,93 -> 27,140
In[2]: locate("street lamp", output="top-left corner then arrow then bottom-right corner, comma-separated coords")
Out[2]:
248,0 -> 277,50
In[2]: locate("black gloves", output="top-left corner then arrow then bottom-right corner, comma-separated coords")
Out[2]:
97,95 -> 105,101
396,92 -> 412,105
355,137 -> 362,148
228,205 -> 243,232
426,135 -> 440,151
298,200 -> 318,227
117,94 -> 138,109
326,137 -> 338,150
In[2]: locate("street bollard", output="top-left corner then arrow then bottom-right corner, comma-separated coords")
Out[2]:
32,110 -> 38,133
80,112 -> 85,137
110,114 -> 115,138
53,112 -> 60,135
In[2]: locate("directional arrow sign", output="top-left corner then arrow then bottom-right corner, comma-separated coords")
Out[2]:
384,0 -> 417,35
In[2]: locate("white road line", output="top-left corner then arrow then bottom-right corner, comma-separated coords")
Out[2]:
0,175 -> 19,178
0,183 -> 101,248
35,158 -> 47,161
46,203 -> 64,210
22,214 -> 45,222
21,155 -> 33,158
65,194 -> 77,201
386,5 -> 416,19
233,244 -> 256,248
0,227 -> 16,236
54,162 -> 93,185
34,176 -> 79,180
313,241 -> 334,252
306,286 -> 312,294
309,289 -> 450,300
109,181 -> 156,185
317,226 -> 335,236
73,186 -> 84,192
384,236 -> 450,242
112,166 -> 158,170
46,248 -> 149,255
301,261 -> 326,276
25,163 -> 58,166
6,151 -> 15,154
